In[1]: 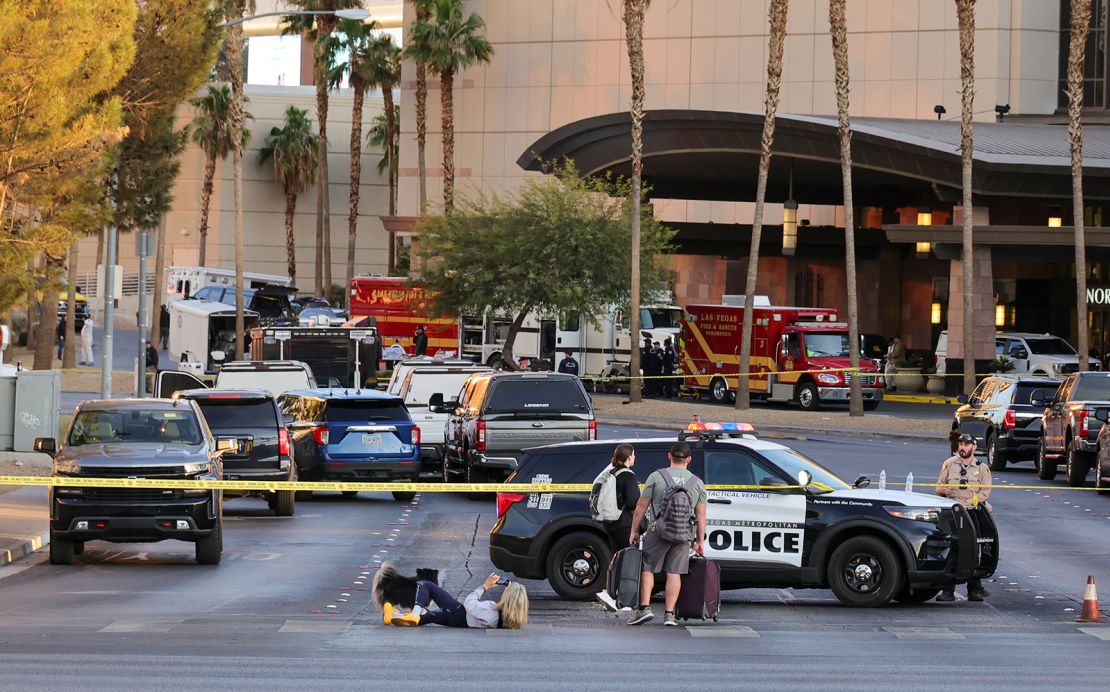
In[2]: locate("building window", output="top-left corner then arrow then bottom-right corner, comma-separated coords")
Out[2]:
1060,0 -> 1109,109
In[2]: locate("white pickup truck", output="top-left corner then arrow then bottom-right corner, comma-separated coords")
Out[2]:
395,363 -> 491,472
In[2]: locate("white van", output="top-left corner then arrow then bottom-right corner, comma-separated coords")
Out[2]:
935,329 -> 1099,376
395,364 -> 492,467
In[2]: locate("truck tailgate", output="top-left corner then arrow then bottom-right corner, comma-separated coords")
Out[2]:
485,417 -> 591,452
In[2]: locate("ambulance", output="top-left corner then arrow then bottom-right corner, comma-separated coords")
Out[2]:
680,302 -> 884,410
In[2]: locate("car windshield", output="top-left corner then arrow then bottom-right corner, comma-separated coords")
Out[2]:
640,307 -> 682,330
759,448 -> 850,493
326,399 -> 410,422
67,409 -> 203,446
194,398 -> 277,429
804,332 -> 851,358
486,379 -> 589,414
1024,337 -> 1076,355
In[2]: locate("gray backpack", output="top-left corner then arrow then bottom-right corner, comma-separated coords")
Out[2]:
653,469 -> 695,544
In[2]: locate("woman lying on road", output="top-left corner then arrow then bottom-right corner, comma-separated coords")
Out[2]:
374,563 -> 529,629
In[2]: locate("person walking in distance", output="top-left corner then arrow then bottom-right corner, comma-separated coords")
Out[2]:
592,443 -> 641,611
885,335 -> 905,391
627,441 -> 707,626
935,433 -> 992,602
413,325 -> 428,356
80,314 -> 95,366
557,350 -> 579,376
55,316 -> 66,360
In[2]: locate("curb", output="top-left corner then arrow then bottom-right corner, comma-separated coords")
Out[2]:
596,415 -> 946,443
0,530 -> 47,567
884,393 -> 960,405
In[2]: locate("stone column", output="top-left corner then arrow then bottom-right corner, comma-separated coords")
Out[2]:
945,245 -> 996,393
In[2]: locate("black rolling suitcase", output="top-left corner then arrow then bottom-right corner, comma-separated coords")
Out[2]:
676,556 -> 721,621
607,545 -> 644,610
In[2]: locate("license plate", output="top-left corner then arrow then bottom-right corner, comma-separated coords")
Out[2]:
362,434 -> 382,446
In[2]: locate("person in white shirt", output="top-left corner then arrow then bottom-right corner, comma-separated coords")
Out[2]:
389,571 -> 528,629
79,315 -> 96,366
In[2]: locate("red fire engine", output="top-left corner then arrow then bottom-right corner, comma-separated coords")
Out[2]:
348,276 -> 457,357
680,303 -> 884,411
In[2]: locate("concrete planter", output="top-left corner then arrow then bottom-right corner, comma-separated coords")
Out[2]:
893,367 -> 924,393
925,374 -> 946,395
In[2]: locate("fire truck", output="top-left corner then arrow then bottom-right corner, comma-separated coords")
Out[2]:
348,276 -> 457,357
680,303 -> 884,411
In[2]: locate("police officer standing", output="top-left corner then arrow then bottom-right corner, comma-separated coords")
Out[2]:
935,432 -> 992,602
661,337 -> 677,397
413,325 -> 428,356
557,350 -> 579,375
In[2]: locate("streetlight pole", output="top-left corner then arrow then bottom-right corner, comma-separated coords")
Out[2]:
222,6 -> 371,360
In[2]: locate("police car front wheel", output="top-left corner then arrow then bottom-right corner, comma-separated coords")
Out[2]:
827,536 -> 903,607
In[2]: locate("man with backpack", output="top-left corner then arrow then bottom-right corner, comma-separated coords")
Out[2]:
627,441 -> 707,626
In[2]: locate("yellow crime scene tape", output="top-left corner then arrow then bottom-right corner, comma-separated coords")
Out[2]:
0,476 -> 1099,493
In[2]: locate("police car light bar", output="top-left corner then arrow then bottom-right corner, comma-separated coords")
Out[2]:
679,421 -> 757,441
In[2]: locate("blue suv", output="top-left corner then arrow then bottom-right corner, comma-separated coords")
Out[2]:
277,389 -> 420,501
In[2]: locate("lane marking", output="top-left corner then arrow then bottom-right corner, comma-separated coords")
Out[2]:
687,625 -> 759,638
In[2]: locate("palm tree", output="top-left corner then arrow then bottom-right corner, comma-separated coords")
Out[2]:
621,0 -> 648,403
737,0 -> 789,410
408,0 -> 493,211
827,0 -> 863,416
260,106 -> 319,281
956,0 -> 975,396
368,106 -> 400,208
330,21 -> 400,306
284,1 -> 363,296
188,83 -> 251,267
1068,0 -> 1093,370
226,0 -> 252,360
406,0 -> 434,214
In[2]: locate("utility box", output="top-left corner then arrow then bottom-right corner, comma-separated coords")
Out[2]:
0,373 -> 15,450
13,370 -> 60,452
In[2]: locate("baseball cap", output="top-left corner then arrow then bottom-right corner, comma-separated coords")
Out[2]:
958,433 -> 975,444
670,441 -> 692,459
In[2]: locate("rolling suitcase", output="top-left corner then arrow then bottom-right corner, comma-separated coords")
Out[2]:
607,545 -> 644,610
676,556 -> 720,621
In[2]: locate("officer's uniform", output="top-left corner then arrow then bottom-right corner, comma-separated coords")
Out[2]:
935,443 -> 992,601
557,355 -> 579,375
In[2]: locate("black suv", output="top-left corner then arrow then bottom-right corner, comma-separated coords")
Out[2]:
952,375 -> 1057,470
178,389 -> 296,516
191,285 -> 296,326
35,398 -> 233,565
490,425 -> 998,607
439,372 -> 596,485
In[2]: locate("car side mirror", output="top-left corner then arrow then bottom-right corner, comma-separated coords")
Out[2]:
1029,389 -> 1046,407
1097,409 -> 1110,423
215,436 -> 239,454
852,474 -> 870,489
33,437 -> 56,457
956,394 -> 969,404
429,393 -> 444,411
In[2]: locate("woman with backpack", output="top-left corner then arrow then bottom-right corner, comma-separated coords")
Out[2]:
591,443 -> 640,610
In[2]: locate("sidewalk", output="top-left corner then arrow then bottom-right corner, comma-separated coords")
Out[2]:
590,395 -> 951,442
0,452 -> 51,565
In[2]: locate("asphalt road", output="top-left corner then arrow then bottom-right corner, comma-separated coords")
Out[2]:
0,426 -> 1108,690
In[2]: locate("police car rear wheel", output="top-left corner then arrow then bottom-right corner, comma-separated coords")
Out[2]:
546,531 -> 610,601
892,586 -> 941,605
827,536 -> 902,607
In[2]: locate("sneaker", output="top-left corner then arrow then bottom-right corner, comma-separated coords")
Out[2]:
663,612 -> 678,627
595,590 -> 618,612
935,591 -> 956,602
382,602 -> 396,625
391,612 -> 421,627
626,607 -> 654,626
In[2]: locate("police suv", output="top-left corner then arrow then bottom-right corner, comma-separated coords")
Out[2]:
490,423 -> 998,607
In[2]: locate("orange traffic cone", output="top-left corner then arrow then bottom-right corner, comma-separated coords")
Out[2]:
1076,575 -> 1103,623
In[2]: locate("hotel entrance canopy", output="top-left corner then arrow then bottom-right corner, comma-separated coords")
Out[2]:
517,110 -> 1110,207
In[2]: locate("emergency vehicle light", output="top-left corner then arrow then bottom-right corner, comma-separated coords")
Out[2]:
680,421 -> 757,440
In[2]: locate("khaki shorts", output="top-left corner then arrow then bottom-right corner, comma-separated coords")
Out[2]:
641,529 -> 691,575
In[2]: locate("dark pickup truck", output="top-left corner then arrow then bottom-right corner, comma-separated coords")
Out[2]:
1033,371 -> 1110,486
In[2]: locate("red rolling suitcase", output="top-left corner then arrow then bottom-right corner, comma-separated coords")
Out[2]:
607,545 -> 644,610
676,556 -> 720,621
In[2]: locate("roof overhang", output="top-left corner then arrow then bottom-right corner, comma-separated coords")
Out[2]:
518,110 -> 1110,205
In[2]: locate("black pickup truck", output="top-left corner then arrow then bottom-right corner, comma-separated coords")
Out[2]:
1033,372 -> 1110,486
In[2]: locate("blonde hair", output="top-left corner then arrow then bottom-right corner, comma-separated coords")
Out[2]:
495,582 -> 529,629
